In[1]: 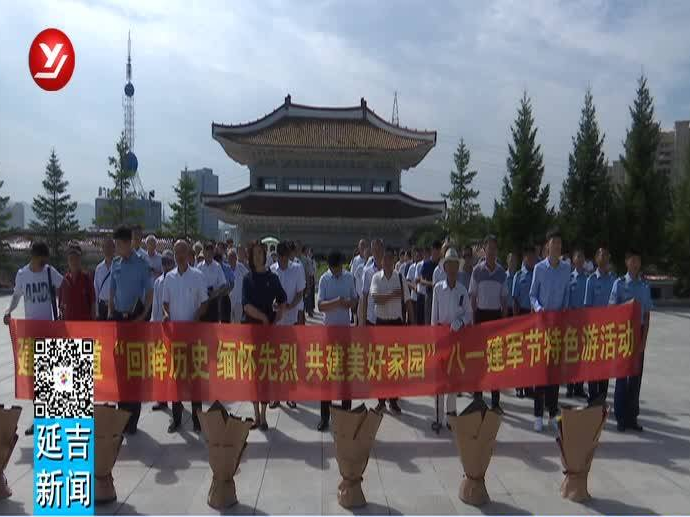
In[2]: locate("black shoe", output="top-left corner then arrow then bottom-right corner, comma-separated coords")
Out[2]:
627,421 -> 644,432
269,401 -> 280,409
389,400 -> 402,414
374,402 -> 386,413
192,419 -> 201,433
167,421 -> 180,434
616,421 -> 626,432
446,422 -> 452,431
24,424 -> 34,436
317,420 -> 329,432
565,390 -> 574,398
152,402 -> 168,411
491,404 -> 505,415
286,401 -> 297,409
259,422 -> 269,431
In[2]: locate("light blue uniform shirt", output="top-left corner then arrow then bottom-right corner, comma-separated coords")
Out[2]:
529,258 -> 571,312
512,265 -> 533,311
219,261 -> 236,290
505,270 -> 517,305
609,272 -> 653,322
584,269 -> 616,307
110,251 -> 153,312
318,269 -> 358,326
568,269 -> 588,309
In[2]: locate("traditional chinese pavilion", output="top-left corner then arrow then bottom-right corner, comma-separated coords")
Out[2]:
203,95 -> 445,252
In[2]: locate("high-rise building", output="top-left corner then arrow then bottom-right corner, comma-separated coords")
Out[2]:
608,119 -> 690,187
182,167 -> 219,239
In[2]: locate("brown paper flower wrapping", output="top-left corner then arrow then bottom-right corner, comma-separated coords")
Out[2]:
0,405 -> 22,500
94,404 -> 131,504
448,400 -> 502,506
557,403 -> 608,502
331,405 -> 383,508
197,401 -> 253,509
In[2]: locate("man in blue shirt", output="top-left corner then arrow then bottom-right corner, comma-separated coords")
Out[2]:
529,228 -> 571,432
609,248 -> 652,433
512,243 -> 537,398
584,246 -> 616,403
316,250 -> 358,431
108,225 -> 154,435
418,240 -> 443,325
566,249 -> 588,399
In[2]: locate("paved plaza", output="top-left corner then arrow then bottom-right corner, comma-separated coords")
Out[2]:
1,296 -> 689,515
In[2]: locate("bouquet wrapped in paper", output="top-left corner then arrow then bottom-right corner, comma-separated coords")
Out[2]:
197,401 -> 253,509
557,400 -> 608,502
0,405 -> 21,500
331,404 -> 383,508
448,399 -> 502,506
94,404 -> 131,504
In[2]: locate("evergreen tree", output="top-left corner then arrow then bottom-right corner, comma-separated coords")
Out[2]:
494,92 -> 552,253
30,149 -> 79,258
443,138 -> 481,242
668,139 -> 690,295
619,75 -> 668,266
559,89 -> 614,256
96,132 -> 141,229
166,169 -> 198,238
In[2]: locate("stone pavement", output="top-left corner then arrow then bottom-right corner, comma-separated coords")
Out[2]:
0,296 -> 689,515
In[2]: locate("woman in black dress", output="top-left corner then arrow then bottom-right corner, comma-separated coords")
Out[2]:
242,242 -> 287,430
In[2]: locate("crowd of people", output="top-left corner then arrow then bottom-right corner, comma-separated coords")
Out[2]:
3,224 -> 652,439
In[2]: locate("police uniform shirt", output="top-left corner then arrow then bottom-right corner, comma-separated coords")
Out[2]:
110,252 -> 152,313
529,258 -> 571,312
585,268 -> 616,307
569,269 -> 588,309
609,272 -> 653,322
512,265 -> 533,311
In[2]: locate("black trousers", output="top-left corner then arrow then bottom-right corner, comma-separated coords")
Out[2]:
534,385 -> 559,418
376,318 -> 403,405
97,300 -> 108,321
111,306 -> 145,432
172,401 -> 202,426
473,309 -> 502,407
416,294 -> 426,327
320,400 -> 351,421
615,348 -> 645,425
219,296 -> 231,323
588,379 -> 610,404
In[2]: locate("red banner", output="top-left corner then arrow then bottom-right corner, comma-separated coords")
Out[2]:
10,303 -> 641,402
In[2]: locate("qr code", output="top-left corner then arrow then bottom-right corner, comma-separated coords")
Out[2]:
33,338 -> 94,418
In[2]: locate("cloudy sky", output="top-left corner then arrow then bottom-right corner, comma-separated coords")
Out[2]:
1,0 -> 689,215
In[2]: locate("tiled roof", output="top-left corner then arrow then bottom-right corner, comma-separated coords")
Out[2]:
217,118 -> 430,151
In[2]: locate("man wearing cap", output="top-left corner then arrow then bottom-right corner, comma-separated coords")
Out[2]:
94,238 -> 115,320
150,249 -> 176,413
109,225 -> 154,434
432,248 -> 472,428
59,244 -> 94,321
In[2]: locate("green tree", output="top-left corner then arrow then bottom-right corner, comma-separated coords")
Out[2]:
443,138 -> 481,243
619,75 -> 668,266
96,132 -> 141,229
166,169 -> 198,238
494,91 -> 552,253
30,149 -> 80,258
668,139 -> 690,295
559,88 -> 614,256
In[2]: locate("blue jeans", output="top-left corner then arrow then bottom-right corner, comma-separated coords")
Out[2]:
614,350 -> 645,425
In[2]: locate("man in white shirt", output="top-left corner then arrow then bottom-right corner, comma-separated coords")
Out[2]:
352,243 -> 371,325
227,247 -> 249,323
162,240 -> 209,433
150,249 -> 175,412
370,246 -> 412,414
4,241 -> 63,436
431,248 -> 473,429
145,234 -> 163,280
94,238 -> 115,320
349,239 -> 368,274
359,239 -> 384,327
269,241 -> 306,409
196,242 -> 229,322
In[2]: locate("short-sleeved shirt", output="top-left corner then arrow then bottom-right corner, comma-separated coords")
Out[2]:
512,266 -> 533,311
162,267 -> 208,321
93,260 -> 113,303
196,260 -> 227,292
609,272 -> 653,322
469,261 -> 507,311
406,261 -> 418,301
270,261 -> 306,325
415,261 -> 426,295
229,262 -> 249,306
13,264 -> 63,320
458,270 -> 472,292
370,270 -> 410,321
219,261 -> 236,291
420,259 -> 439,296
585,269 -> 616,308
350,254 -> 365,274
318,269 -> 357,326
110,252 -> 152,313
505,270 -> 517,304
432,264 -> 447,287
529,258 -> 571,312
242,271 -> 287,324
361,261 -> 381,324
431,280 -> 472,328
59,270 -> 94,321
568,269 -> 588,309
150,273 -> 166,322
292,258 -> 307,311
146,251 -> 163,279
